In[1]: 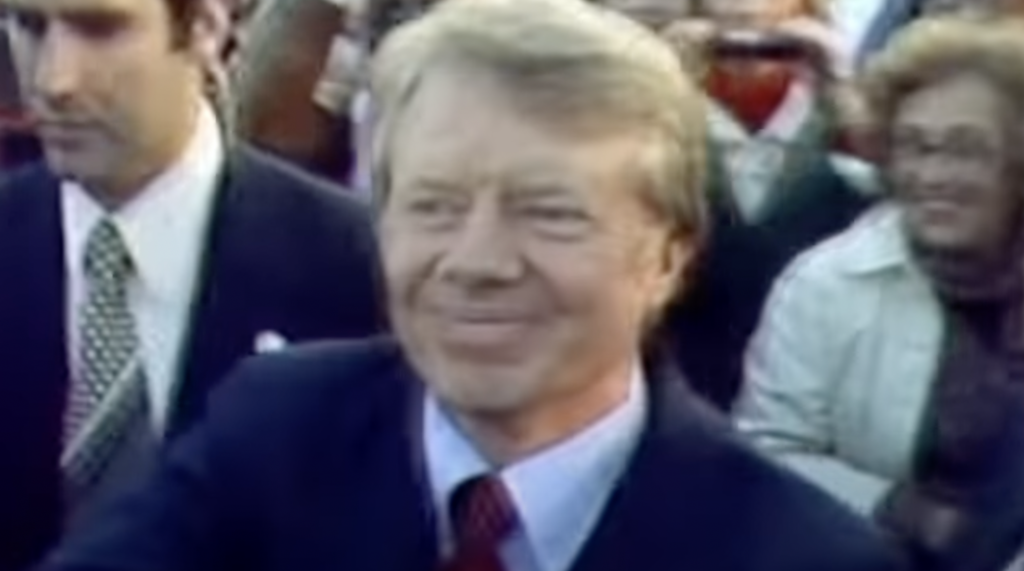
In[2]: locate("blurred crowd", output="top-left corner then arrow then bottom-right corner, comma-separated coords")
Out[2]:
6,0 -> 1024,570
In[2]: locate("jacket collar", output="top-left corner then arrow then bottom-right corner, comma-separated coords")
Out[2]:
836,204 -> 916,277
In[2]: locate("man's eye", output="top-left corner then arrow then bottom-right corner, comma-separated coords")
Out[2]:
522,205 -> 588,223
408,197 -> 460,216
519,204 -> 593,240
69,13 -> 127,39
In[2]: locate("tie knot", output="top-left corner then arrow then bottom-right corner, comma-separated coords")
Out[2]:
83,218 -> 133,285
449,474 -> 517,554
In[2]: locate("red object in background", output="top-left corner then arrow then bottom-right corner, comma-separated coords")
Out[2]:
0,106 -> 41,171
706,64 -> 796,133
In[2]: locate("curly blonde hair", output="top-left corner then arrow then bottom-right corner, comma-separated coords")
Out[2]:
861,16 -> 1024,161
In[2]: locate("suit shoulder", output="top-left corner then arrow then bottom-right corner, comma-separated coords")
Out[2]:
235,146 -> 370,225
714,438 -> 901,569
191,337 -> 412,482
636,398 -> 901,569
213,336 -> 404,415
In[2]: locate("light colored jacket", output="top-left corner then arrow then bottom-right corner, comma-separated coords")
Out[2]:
735,204 -> 945,516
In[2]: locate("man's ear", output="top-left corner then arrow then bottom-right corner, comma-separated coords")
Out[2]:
651,236 -> 697,312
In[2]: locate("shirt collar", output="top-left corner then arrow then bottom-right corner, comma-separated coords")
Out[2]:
62,100 -> 224,301
836,203 -> 916,276
424,366 -> 647,571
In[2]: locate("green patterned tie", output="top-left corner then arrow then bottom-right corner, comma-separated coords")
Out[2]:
62,217 -> 149,499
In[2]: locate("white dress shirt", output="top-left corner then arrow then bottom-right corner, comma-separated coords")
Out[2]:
424,369 -> 647,571
62,101 -> 224,434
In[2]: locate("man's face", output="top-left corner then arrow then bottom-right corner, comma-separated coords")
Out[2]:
890,73 -> 1018,257
381,68 -> 687,421
3,0 -> 209,193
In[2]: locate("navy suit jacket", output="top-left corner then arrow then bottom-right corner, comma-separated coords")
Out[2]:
41,338 -> 904,571
0,148 -> 384,571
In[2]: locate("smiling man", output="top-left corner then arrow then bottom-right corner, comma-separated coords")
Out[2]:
39,1 -> 901,570
0,0 -> 382,567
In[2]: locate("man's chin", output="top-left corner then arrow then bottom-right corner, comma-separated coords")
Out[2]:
431,375 -> 532,416
42,150 -> 105,185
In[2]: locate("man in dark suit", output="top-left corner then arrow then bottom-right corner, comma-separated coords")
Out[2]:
0,0 -> 382,568
40,0 -> 901,570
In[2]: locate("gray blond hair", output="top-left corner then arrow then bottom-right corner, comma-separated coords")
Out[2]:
369,0 -> 709,242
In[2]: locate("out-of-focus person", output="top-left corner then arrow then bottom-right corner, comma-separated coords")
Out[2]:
681,0 -> 876,238
0,0 -> 383,567
230,0 -> 441,191
37,1 -> 903,570
857,0 -> 1024,66
736,17 -> 1024,571
608,0 -> 878,409
230,0 -> 351,179
343,0 -> 447,197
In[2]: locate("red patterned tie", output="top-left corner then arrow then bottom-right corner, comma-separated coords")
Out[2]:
441,475 -> 517,571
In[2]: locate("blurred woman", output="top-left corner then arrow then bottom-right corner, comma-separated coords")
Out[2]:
736,17 -> 1024,571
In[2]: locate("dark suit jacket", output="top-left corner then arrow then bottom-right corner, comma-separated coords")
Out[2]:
0,147 -> 384,571
41,338 -> 903,571
666,154 -> 874,410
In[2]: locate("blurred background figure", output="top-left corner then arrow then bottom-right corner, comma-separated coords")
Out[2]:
230,0 -> 355,183
230,0 -> 442,194
601,0 -> 878,409
736,17 -> 1024,571
0,25 -> 40,174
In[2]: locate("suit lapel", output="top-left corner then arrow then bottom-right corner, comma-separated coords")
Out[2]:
170,148 -> 270,435
570,362 -> 740,571
0,166 -> 68,433
0,167 -> 69,550
310,355 -> 439,571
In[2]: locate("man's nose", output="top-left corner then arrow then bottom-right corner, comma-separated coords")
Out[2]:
437,201 -> 526,288
31,26 -> 84,104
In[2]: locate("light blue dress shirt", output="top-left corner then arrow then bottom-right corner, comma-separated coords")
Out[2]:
423,370 -> 647,571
